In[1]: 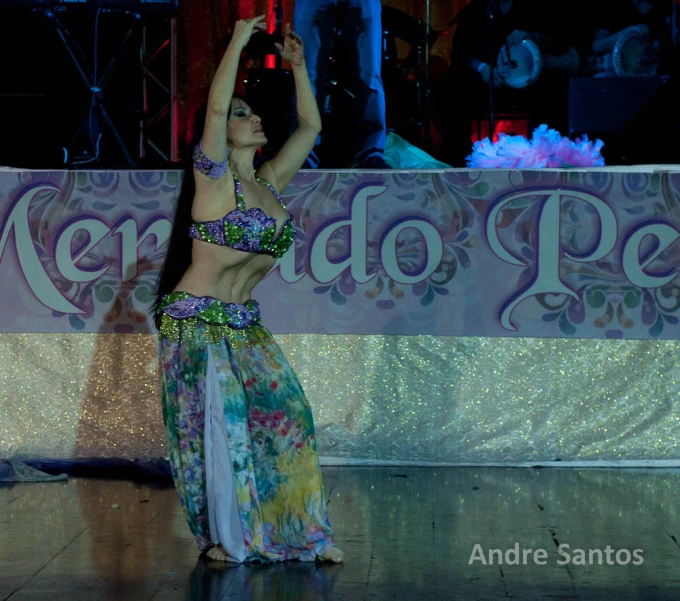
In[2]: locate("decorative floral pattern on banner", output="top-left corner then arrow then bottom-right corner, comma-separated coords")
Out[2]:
1,169 -> 680,338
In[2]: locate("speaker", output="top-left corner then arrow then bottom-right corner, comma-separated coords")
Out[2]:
569,76 -> 667,133
569,75 -> 679,164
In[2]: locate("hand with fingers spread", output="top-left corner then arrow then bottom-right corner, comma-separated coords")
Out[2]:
231,15 -> 268,51
275,23 -> 305,67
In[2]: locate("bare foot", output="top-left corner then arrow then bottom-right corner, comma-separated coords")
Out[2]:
320,545 -> 344,563
205,544 -> 231,562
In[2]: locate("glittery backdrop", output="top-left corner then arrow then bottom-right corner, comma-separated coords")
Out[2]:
3,333 -> 680,464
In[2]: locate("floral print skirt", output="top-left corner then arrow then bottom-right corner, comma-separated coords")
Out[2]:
156,292 -> 335,562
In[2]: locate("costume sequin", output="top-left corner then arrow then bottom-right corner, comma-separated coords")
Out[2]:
192,143 -> 229,179
189,171 -> 296,259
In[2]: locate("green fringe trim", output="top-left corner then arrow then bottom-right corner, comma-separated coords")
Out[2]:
157,312 -> 243,345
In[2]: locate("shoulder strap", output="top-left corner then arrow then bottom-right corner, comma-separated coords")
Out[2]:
232,173 -> 246,212
256,176 -> 286,209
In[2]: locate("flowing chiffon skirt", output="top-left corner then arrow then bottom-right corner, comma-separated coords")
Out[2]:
157,292 -> 335,562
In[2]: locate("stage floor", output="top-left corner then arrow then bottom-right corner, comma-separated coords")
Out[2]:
2,466 -> 680,600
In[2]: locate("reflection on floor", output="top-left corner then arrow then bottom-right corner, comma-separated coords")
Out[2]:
2,466 -> 680,600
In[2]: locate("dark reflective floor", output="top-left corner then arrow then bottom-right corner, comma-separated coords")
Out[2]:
3,466 -> 680,600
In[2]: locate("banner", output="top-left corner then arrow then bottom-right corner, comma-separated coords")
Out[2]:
1,168 -> 680,338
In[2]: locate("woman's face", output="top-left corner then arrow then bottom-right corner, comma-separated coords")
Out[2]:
227,98 -> 267,150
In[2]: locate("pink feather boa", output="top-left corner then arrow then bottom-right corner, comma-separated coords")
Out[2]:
466,124 -> 605,169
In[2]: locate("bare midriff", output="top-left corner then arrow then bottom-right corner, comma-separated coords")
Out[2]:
173,239 -> 277,305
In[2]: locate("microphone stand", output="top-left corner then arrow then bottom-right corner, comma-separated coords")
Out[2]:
424,0 -> 431,149
486,0 -> 496,139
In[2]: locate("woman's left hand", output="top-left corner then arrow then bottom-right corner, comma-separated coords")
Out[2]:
275,23 -> 305,67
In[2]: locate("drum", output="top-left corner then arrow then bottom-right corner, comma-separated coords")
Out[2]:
612,25 -> 656,76
590,25 -> 657,77
496,38 -> 543,89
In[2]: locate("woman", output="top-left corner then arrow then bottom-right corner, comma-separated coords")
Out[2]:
152,16 -> 343,564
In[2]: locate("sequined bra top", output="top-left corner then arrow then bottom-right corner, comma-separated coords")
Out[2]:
189,144 -> 295,259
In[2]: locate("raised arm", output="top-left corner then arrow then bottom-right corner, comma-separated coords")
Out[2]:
195,16 -> 267,189
259,24 -> 322,193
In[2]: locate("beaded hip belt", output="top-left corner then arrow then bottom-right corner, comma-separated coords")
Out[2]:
157,291 -> 261,343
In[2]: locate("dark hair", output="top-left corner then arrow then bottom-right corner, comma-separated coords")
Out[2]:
151,98 -> 246,327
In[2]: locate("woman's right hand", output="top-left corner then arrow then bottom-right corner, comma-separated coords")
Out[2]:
230,15 -> 267,51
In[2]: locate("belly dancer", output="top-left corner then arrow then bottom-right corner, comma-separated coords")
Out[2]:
153,16 -> 343,564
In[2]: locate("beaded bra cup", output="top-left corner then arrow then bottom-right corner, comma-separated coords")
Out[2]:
189,172 -> 295,259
